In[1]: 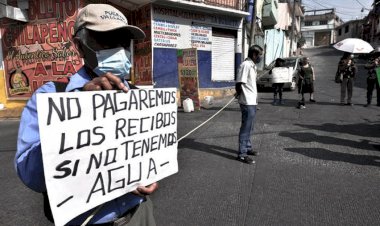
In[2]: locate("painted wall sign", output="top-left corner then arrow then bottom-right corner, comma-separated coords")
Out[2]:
1,0 -> 82,99
153,19 -> 181,48
152,5 -> 241,51
177,48 -> 200,108
190,25 -> 212,50
37,88 -> 178,226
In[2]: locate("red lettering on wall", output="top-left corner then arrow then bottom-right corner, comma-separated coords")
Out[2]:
63,61 -> 76,75
35,62 -> 48,76
49,23 -> 58,43
52,61 -> 76,76
33,25 -> 42,43
40,24 -> 49,43
29,0 -> 77,21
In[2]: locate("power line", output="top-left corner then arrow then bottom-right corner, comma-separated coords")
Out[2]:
304,0 -> 367,10
353,0 -> 366,8
317,0 -> 363,10
307,0 -> 329,8
303,0 -> 368,19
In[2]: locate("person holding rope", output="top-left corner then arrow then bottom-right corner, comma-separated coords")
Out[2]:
235,45 -> 263,164
15,4 -> 157,225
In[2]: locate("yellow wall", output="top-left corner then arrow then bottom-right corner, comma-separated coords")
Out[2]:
0,70 -> 26,118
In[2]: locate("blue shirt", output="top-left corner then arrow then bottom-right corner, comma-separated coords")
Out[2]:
15,67 -> 143,225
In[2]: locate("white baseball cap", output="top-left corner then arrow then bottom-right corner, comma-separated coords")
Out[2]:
74,4 -> 145,39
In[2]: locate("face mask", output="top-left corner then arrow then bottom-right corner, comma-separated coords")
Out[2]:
255,56 -> 262,64
94,47 -> 131,80
82,44 -> 131,80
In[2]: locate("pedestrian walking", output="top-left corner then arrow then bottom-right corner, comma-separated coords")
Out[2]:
235,45 -> 263,164
364,57 -> 380,107
338,53 -> 357,106
297,57 -> 315,109
15,4 -> 157,225
271,58 -> 286,105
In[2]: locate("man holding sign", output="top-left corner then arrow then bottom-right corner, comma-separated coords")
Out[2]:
15,4 -> 164,226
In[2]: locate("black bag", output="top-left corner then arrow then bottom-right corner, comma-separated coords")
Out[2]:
335,69 -> 343,83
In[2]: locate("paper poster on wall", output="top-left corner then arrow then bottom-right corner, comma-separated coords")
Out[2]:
178,48 -> 200,109
37,89 -> 178,226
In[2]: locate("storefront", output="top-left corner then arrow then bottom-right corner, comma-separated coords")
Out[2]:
0,0 -> 245,117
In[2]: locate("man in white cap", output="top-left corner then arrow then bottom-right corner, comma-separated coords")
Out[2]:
16,4 -> 157,225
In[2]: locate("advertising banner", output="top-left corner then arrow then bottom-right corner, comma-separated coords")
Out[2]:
177,48 -> 200,109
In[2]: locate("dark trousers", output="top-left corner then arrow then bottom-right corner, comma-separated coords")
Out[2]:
341,78 -> 354,104
367,78 -> 380,105
272,83 -> 284,99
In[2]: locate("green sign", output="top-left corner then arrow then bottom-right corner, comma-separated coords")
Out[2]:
376,67 -> 380,86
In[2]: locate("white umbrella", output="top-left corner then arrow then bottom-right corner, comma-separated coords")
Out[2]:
333,38 -> 374,53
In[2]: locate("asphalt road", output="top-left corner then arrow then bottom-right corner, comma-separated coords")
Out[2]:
1,46 -> 380,225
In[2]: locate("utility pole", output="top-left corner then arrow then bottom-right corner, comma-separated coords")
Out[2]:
289,0 -> 297,56
249,0 -> 256,46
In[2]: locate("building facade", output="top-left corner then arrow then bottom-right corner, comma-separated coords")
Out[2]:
362,0 -> 380,47
0,0 -> 250,117
335,19 -> 364,42
260,0 -> 303,67
301,9 -> 342,47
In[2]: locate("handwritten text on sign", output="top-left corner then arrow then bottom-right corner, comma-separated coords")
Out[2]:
37,88 -> 178,226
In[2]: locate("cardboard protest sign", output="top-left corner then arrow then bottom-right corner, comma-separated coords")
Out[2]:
36,88 -> 178,226
271,67 -> 293,83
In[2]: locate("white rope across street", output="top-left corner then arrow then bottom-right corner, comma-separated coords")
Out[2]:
177,96 -> 235,142
81,96 -> 235,225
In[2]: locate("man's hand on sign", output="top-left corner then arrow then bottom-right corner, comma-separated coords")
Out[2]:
132,182 -> 158,196
83,72 -> 129,92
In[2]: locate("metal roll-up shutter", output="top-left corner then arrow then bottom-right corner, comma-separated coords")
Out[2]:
212,35 -> 235,81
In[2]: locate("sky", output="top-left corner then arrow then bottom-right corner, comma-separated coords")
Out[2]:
302,0 -> 374,22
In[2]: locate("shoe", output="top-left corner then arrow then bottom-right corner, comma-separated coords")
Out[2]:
364,103 -> 370,107
300,105 -> 306,109
247,150 -> 259,156
310,99 -> 316,102
345,103 -> 353,106
236,156 -> 255,164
